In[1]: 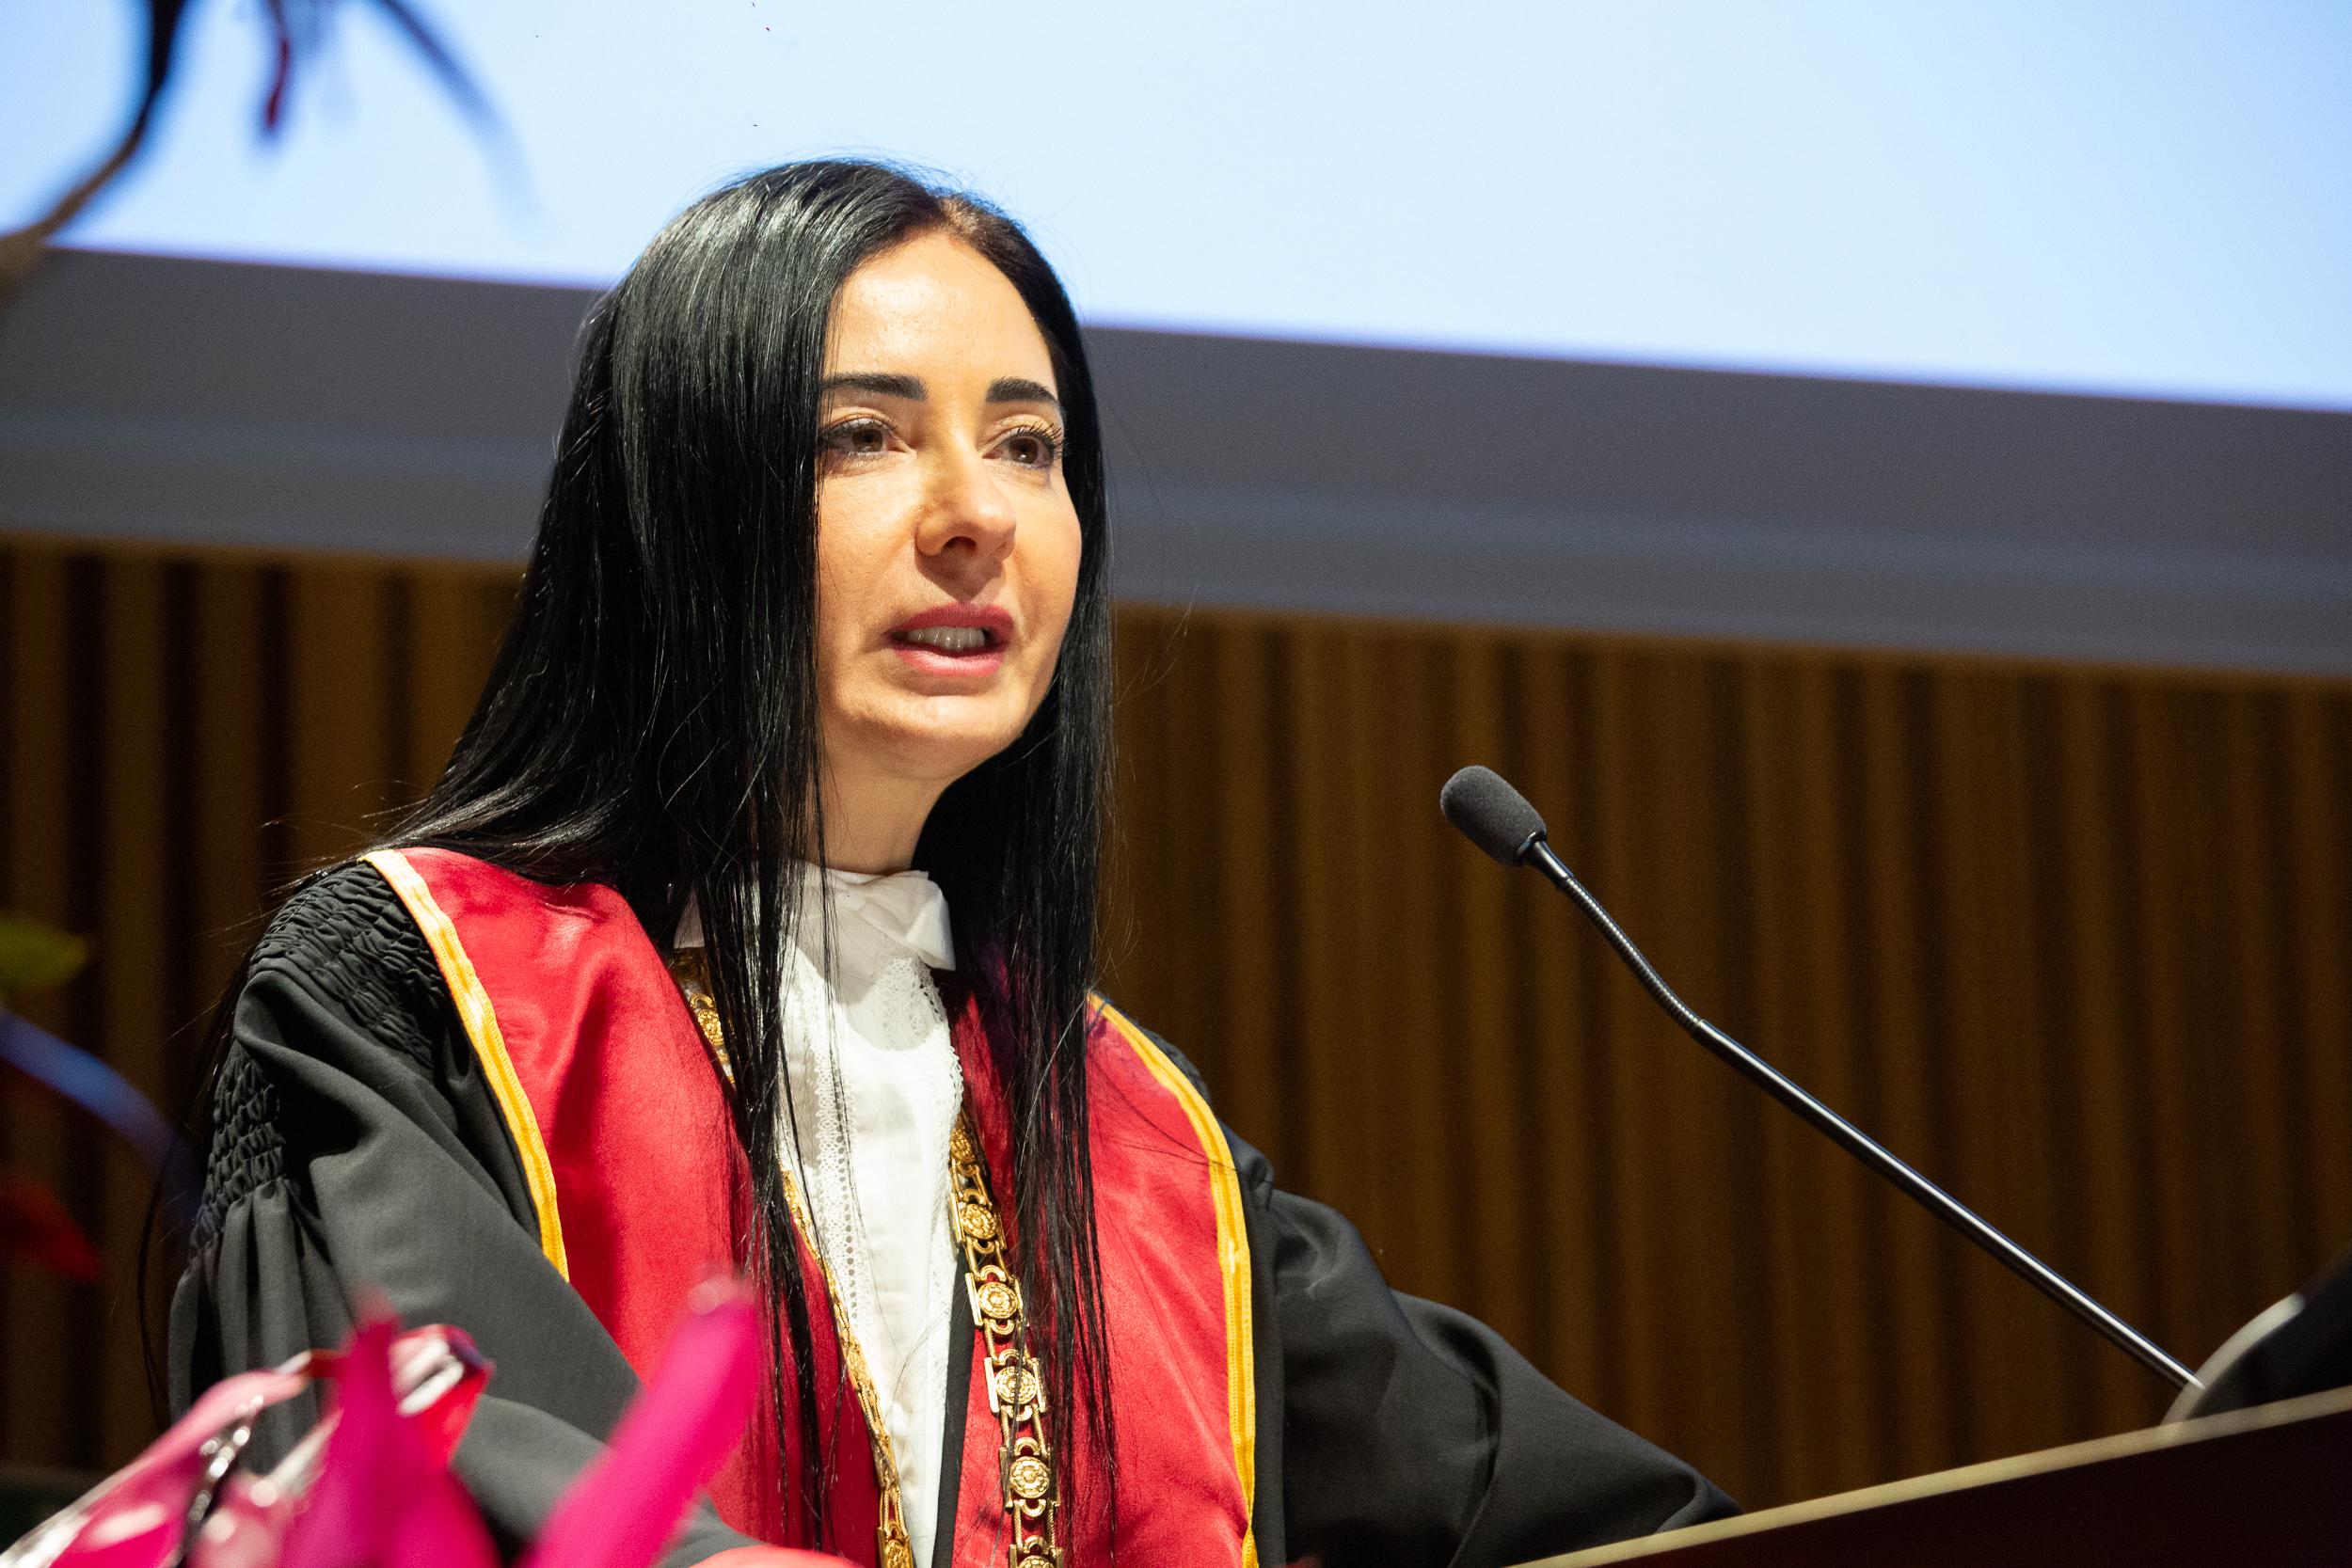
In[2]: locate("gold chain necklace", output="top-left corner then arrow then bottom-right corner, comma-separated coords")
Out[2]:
670,950 -> 1063,1568
949,1117 -> 1064,1568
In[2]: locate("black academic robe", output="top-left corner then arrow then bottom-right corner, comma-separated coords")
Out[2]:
168,865 -> 1734,1566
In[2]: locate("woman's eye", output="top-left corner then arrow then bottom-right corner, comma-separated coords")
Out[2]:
818,419 -> 891,461
999,426 -> 1063,469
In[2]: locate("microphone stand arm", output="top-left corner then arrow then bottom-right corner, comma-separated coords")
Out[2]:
1522,835 -> 2201,1394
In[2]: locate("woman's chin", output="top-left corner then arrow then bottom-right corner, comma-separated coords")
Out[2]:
850,705 -> 1031,783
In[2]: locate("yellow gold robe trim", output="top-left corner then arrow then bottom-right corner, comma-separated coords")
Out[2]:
363,848 -> 570,1281
1096,998 -> 1260,1568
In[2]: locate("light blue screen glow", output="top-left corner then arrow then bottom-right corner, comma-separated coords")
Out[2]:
6,2 -> 2349,408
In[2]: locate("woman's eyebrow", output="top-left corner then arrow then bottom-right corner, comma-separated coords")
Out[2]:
818,372 -> 1058,410
986,376 -> 1060,410
821,372 -> 926,400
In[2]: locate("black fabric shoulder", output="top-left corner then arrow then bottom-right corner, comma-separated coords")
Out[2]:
172,866 -> 719,1552
195,1042 -> 284,1251
249,863 -> 458,1076
196,863 -> 467,1248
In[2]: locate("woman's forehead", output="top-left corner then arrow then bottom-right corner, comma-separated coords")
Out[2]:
825,231 -> 1057,394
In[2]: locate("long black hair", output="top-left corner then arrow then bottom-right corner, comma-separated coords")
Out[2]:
389,160 -> 1116,1544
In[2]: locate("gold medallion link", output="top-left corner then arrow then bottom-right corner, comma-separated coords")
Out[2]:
950,1115 -> 1065,1568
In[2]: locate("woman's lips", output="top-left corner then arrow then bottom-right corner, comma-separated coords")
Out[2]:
888,605 -> 1012,677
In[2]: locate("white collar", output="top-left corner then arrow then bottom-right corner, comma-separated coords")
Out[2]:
673,864 -> 955,973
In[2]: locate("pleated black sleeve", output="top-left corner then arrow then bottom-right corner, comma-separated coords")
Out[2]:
167,864 -> 761,1567
1140,1037 -> 1737,1568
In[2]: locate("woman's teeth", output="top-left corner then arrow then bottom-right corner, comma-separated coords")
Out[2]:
899,626 -> 990,653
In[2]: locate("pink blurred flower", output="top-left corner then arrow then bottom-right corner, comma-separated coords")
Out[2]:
8,1279 -> 845,1568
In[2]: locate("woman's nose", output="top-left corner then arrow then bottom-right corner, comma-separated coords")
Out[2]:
915,445 -> 1018,563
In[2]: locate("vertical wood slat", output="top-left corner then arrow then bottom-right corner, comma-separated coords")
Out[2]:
402,571 -> 512,798
1102,616 -> 1166,1022
1281,626 -> 1357,1208
286,568 -> 397,871
1382,633 -> 1462,1306
2218,694 -> 2300,1306
2124,687 -> 2207,1360
1647,652 -> 1763,1483
5,531 -> 2351,1518
1206,622 -> 1284,1157
2052,681 -> 2162,1425
3,546 -> 85,1464
1448,634 -> 1533,1350
1836,667 -> 1957,1475
187,564 -> 272,1033
1516,642 -> 1614,1410
2283,692 -> 2352,1256
1329,626 -> 1396,1249
94,563 -> 172,1456
1587,644 -> 1670,1443
1932,669 -> 2068,1458
1746,658 -> 1875,1501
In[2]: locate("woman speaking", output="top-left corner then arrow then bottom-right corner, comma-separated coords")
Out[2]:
168,161 -> 1732,1568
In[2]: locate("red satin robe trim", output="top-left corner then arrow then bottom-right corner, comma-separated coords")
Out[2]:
380,847 -> 884,1551
948,1002 -> 1253,1567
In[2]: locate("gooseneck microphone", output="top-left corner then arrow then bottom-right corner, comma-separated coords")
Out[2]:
1439,764 -> 2201,1393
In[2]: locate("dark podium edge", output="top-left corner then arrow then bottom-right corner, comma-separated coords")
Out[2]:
1520,1382 -> 2352,1566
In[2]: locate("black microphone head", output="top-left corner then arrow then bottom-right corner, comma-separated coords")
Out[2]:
1440,766 -> 1549,866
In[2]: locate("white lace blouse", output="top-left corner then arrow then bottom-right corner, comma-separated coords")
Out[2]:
675,866 -> 962,1568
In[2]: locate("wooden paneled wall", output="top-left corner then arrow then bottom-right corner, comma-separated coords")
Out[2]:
0,538 -> 517,1468
4,530 -> 2348,1514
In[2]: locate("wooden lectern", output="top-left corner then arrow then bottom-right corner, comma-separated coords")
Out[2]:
1521,1385 -> 2352,1567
